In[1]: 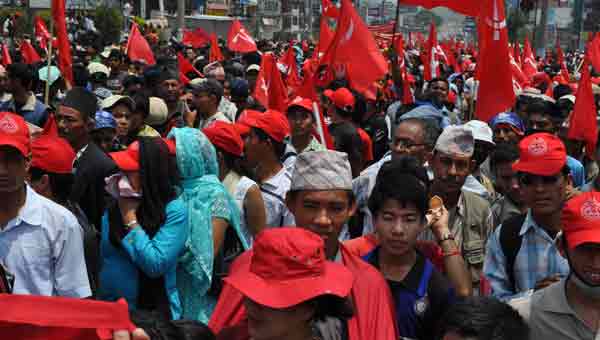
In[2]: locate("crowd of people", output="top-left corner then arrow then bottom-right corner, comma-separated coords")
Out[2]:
1,5 -> 600,340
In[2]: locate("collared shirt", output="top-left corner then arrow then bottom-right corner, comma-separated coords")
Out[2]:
260,167 -> 295,228
0,186 -> 91,297
419,191 -> 494,292
0,91 -> 48,127
483,210 -> 569,301
528,279 -> 599,340
282,136 -> 326,171
198,112 -> 231,129
491,194 -> 523,228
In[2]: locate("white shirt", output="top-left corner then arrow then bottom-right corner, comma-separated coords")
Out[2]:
223,171 -> 258,246
0,186 -> 91,297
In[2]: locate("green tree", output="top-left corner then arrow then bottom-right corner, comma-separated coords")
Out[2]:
93,5 -> 124,46
507,7 -> 529,43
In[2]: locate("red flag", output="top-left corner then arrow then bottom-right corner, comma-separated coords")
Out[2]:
394,35 -> 414,104
0,295 -> 135,340
475,0 -> 515,122
321,0 -> 388,95
279,46 -> 301,89
421,23 -> 438,81
34,16 -> 51,51
254,53 -> 288,112
522,36 -> 537,79
513,43 -> 522,68
1,44 -> 12,66
587,33 -> 600,73
227,20 -> 257,53
556,38 -> 569,82
322,0 -> 340,18
568,60 -> 598,159
52,0 -> 73,85
182,28 -> 210,48
209,33 -> 224,63
399,0 -> 480,17
20,40 -> 41,64
126,23 -> 156,65
177,52 -> 203,78
315,16 -> 334,59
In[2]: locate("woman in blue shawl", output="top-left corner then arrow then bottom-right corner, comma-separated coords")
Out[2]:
168,127 -> 250,323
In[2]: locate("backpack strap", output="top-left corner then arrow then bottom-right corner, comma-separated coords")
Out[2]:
499,214 -> 527,292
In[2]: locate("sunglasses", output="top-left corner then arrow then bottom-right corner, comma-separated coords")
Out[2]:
518,173 -> 562,186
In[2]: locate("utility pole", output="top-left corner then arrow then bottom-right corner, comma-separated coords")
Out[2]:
177,0 -> 185,39
536,0 -> 549,56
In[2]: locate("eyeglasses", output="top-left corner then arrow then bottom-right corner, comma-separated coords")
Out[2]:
391,139 -> 426,149
518,173 -> 562,186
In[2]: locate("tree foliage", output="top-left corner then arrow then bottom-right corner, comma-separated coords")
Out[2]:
93,5 -> 124,46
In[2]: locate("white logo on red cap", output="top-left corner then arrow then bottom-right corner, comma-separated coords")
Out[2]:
0,115 -> 18,134
528,137 -> 548,156
581,198 -> 600,221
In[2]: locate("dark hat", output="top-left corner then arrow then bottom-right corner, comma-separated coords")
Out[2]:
61,87 -> 98,120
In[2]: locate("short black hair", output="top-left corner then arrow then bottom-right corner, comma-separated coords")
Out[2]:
29,167 -> 74,204
428,77 -> 449,88
437,296 -> 528,340
490,143 -> 520,173
252,127 -> 286,160
368,157 -> 429,218
526,99 -> 562,122
397,118 -> 442,149
132,92 -> 150,118
193,78 -> 223,104
7,63 -> 34,89
553,84 -> 572,100
329,122 -> 363,166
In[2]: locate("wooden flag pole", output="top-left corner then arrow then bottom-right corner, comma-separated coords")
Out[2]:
44,15 -> 54,106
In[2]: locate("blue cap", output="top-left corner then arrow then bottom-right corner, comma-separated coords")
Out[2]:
94,110 -> 116,130
489,112 -> 525,133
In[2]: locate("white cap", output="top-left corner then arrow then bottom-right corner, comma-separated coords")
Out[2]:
246,64 -> 260,73
101,95 -> 135,111
87,62 -> 110,77
464,120 -> 495,146
146,97 -> 169,126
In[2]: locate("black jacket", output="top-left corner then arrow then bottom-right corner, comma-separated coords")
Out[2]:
70,142 -> 118,231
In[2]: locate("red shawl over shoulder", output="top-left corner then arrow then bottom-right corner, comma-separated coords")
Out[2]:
209,244 -> 398,340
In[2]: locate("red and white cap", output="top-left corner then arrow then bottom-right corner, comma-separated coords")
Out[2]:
0,111 -> 30,157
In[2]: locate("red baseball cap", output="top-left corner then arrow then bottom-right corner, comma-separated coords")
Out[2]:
512,133 -> 566,176
0,111 -> 30,157
110,138 -> 176,172
224,227 -> 353,309
233,109 -> 262,136
286,96 -> 314,113
244,109 -> 290,143
324,87 -> 355,112
203,121 -> 244,157
31,135 -> 75,174
561,192 -> 600,249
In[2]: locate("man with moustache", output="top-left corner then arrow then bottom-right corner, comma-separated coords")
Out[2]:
484,133 -> 570,301
419,125 -> 494,294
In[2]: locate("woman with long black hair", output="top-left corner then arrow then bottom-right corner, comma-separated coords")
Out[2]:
98,136 -> 188,320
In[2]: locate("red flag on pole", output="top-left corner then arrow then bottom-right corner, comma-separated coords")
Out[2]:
421,23 -> 438,81
34,16 -> 51,51
20,40 -> 41,64
209,33 -> 224,63
568,59 -> 598,159
399,0 -> 480,17
1,44 -> 12,66
52,0 -> 73,85
509,49 -> 529,88
315,16 -> 334,59
279,46 -> 301,90
322,0 -> 340,18
587,33 -> 600,73
555,41 -> 569,82
254,53 -> 288,112
177,52 -> 203,78
475,0 -> 515,122
182,28 -> 210,48
321,0 -> 388,95
126,23 -> 156,65
522,36 -> 537,79
227,20 -> 257,53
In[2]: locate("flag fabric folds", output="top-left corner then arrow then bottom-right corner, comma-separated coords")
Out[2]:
126,23 -> 156,66
209,33 -> 224,63
568,60 -> 598,159
52,0 -> 73,85
253,53 -> 288,112
227,20 -> 257,53
20,40 -> 41,64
